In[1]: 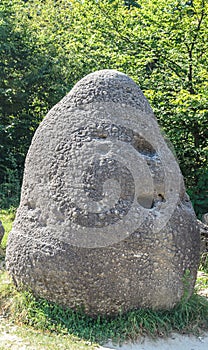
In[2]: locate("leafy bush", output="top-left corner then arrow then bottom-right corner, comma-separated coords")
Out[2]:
0,167 -> 20,210
187,168 -> 208,218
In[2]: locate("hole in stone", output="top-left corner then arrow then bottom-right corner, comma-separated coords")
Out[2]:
150,200 -> 154,209
158,194 -> 165,202
137,196 -> 153,209
27,201 -> 36,210
150,194 -> 166,208
133,134 -> 156,156
99,134 -> 107,139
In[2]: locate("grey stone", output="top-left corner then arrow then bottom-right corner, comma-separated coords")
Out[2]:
6,70 -> 200,316
202,213 -> 208,225
198,220 -> 208,265
0,221 -> 5,244
198,219 -> 208,238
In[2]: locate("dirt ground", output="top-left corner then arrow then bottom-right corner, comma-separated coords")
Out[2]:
1,320 -> 208,350
100,333 -> 208,350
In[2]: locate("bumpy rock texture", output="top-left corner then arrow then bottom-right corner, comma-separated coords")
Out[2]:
6,70 -> 200,316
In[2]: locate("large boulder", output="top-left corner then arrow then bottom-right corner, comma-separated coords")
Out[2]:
6,70 -> 200,316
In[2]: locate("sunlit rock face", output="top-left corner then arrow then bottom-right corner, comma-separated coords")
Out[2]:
6,70 -> 200,316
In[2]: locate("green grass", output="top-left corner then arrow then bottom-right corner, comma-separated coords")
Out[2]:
195,272 -> 208,297
0,319 -> 97,350
0,270 -> 208,347
0,208 -> 16,249
200,252 -> 208,274
13,290 -> 208,343
0,271 -> 98,349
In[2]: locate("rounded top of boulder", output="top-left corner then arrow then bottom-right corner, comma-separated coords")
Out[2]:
13,69 -> 184,249
61,69 -> 153,114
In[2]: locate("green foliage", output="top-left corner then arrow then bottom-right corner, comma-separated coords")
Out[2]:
195,272 -> 208,293
0,0 -> 207,215
0,160 -> 20,209
187,167 -> 208,218
200,246 -> 208,274
0,0 -> 69,207
123,0 -> 141,9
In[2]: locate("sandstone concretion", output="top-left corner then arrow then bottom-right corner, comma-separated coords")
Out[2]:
6,70 -> 200,316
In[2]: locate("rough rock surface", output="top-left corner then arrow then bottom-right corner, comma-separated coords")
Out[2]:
0,221 -> 5,244
202,213 -> 208,225
6,70 -> 200,316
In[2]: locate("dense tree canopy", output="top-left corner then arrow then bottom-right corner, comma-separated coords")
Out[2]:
0,0 -> 207,215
